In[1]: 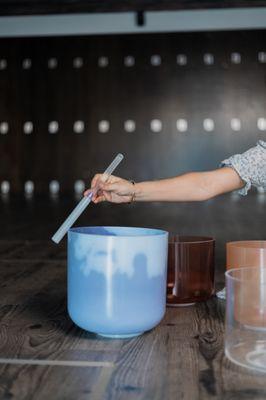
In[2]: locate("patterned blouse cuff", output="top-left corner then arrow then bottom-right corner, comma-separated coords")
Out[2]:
220,157 -> 251,196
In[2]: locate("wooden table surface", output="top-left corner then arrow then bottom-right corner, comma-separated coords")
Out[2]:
0,193 -> 265,399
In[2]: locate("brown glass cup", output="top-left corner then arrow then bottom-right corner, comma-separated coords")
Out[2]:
226,241 -> 266,328
226,241 -> 266,270
167,236 -> 215,306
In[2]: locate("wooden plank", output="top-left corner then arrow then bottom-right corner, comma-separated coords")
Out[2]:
0,358 -> 114,367
0,363 -> 114,400
0,194 -> 265,398
105,302 -> 266,400
0,260 -> 124,362
0,256 -> 265,398
0,240 -> 67,260
104,304 -> 217,400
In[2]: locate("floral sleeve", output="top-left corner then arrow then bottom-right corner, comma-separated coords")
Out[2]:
221,140 -> 266,195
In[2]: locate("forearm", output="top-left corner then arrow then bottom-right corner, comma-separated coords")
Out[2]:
134,168 -> 244,202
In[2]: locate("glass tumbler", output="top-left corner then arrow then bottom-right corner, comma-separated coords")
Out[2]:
226,241 -> 266,270
167,236 -> 215,306
225,266 -> 266,372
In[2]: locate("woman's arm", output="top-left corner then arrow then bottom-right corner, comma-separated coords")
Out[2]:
84,141 -> 265,203
85,167 -> 244,204
133,167 -> 244,202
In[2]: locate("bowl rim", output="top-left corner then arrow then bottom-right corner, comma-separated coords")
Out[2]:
226,240 -> 266,249
226,266 -> 266,282
168,235 -> 215,244
69,225 -> 169,238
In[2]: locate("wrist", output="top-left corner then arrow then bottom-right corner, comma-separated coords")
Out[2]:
129,181 -> 136,203
128,181 -> 152,202
133,182 -> 144,201
133,180 -> 165,202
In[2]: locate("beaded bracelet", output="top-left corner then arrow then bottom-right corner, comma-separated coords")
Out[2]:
129,180 -> 136,203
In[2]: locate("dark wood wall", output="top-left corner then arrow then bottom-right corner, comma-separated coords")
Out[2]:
1,0 -> 266,15
0,30 -> 266,195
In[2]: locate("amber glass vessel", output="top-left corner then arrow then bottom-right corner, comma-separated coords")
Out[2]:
226,241 -> 266,270
167,236 -> 215,306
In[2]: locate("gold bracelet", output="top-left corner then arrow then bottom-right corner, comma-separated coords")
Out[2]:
129,180 -> 136,203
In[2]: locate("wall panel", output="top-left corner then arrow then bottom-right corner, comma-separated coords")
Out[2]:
0,31 -> 265,195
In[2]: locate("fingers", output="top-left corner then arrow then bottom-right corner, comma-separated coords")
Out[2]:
90,176 -> 124,196
98,177 -> 129,192
102,180 -> 134,197
94,191 -> 131,204
91,173 -> 102,189
84,174 -> 104,198
84,174 -> 118,193
83,173 -> 133,204
94,194 -> 106,204
99,182 -> 121,193
93,190 -> 113,204
103,175 -> 120,184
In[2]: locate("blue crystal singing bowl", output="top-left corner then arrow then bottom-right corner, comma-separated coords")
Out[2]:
68,226 -> 168,338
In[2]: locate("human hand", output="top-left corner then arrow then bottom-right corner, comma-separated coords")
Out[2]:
84,174 -> 135,204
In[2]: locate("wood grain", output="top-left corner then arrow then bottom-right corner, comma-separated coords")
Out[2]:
0,194 -> 265,398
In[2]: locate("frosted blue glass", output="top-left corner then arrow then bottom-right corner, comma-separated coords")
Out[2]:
68,226 -> 168,338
